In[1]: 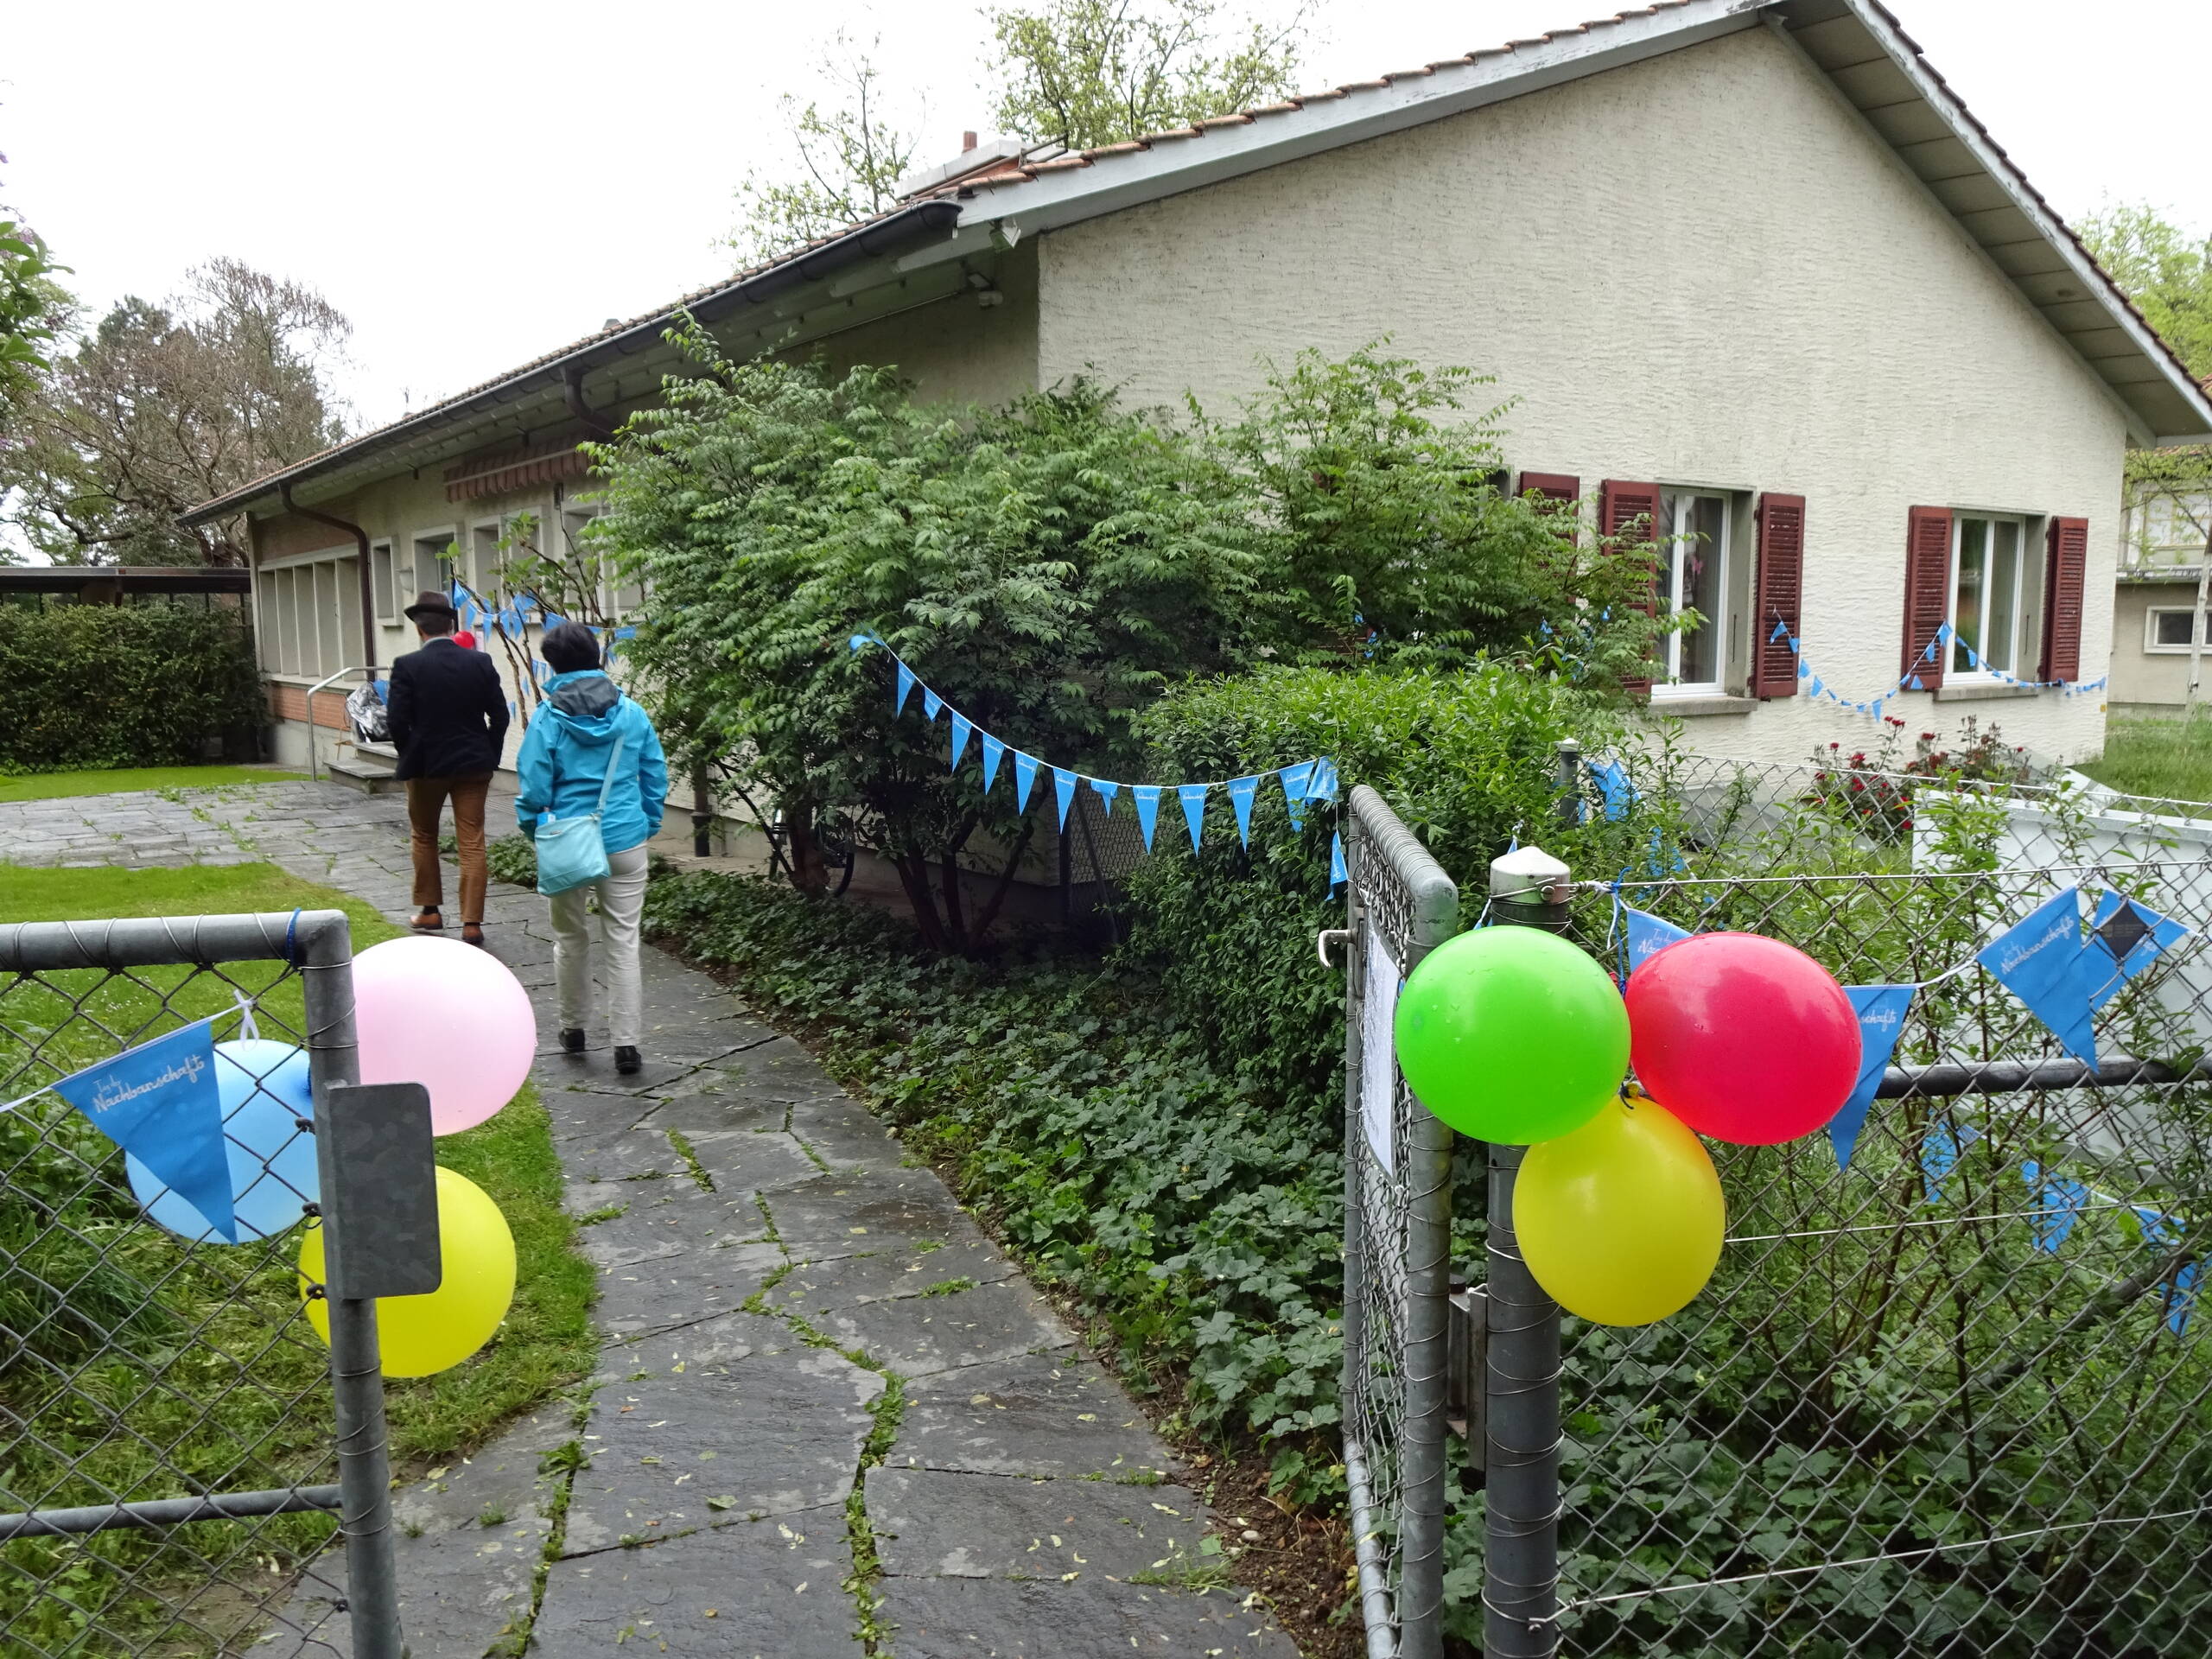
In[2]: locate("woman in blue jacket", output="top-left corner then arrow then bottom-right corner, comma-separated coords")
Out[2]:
515,623 -> 669,1076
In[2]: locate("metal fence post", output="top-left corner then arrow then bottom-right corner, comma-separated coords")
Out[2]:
1484,847 -> 1567,1658
298,911 -> 405,1659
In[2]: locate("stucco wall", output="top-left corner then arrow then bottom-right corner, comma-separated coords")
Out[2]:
2110,580 -> 2202,708
1033,25 -> 2128,765
799,240 -> 1040,407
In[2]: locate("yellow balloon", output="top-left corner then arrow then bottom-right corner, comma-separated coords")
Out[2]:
1516,1096 -> 1725,1326
299,1166 -> 517,1377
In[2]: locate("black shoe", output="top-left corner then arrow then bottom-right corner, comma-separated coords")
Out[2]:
614,1046 -> 642,1076
561,1028 -> 586,1055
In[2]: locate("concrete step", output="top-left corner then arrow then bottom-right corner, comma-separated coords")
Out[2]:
325,757 -> 404,795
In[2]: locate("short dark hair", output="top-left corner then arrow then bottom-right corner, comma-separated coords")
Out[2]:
415,609 -> 454,637
540,621 -> 601,674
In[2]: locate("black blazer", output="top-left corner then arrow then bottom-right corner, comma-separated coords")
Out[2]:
386,640 -> 511,780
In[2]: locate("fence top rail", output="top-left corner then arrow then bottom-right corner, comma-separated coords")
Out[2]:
1349,785 -> 1459,949
0,909 -> 352,973
1581,856 -> 2212,896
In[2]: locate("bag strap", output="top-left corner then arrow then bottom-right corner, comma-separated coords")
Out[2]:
595,731 -> 627,817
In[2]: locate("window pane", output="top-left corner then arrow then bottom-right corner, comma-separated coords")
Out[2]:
336,558 -> 361,673
1679,495 -> 1726,684
1986,519 -> 2019,674
1954,518 -> 1987,674
2156,610 -> 2196,647
372,545 -> 394,618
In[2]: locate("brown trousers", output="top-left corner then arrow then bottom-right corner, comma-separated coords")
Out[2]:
405,773 -> 493,926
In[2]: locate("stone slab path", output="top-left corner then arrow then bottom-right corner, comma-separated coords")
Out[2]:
1,781 -> 1300,1658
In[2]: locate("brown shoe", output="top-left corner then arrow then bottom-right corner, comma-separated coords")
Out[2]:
410,908 -> 443,932
462,925 -> 486,949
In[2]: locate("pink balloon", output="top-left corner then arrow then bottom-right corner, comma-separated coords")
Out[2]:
353,936 -> 537,1136
1624,933 -> 1859,1146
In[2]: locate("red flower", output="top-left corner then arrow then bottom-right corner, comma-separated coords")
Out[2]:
1921,732 -> 1937,741
1901,819 -> 1914,830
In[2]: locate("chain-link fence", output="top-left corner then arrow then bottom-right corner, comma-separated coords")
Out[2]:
1341,784 -> 1459,1659
0,912 -> 404,1658
1452,743 -> 2212,1657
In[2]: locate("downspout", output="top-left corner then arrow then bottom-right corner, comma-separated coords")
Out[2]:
562,365 -> 616,443
280,483 -> 379,687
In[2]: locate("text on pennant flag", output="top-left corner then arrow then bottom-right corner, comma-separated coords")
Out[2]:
1976,886 -> 2100,1068
1831,985 -> 1915,1171
1178,783 -> 1208,850
49,1020 -> 238,1243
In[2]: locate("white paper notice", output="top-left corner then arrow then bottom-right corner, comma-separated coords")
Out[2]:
1361,923 -> 1401,1174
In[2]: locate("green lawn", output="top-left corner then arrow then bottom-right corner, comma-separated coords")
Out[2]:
0,861 -> 593,1650
0,764 -> 311,804
2077,714 -> 2212,805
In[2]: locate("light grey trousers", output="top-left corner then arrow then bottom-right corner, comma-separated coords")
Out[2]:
550,842 -> 650,1046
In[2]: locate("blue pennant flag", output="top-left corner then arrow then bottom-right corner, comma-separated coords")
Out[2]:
847,632 -> 872,653
2136,1208 -> 2197,1335
1330,831 -> 1347,894
1227,775 -> 1260,847
1921,1122 -> 1976,1205
1591,760 -> 1635,823
922,688 -> 944,721
2022,1160 -> 2091,1254
1013,752 -> 1039,811
1306,759 -> 1339,803
1623,906 -> 1689,981
1053,767 -> 1077,830
1770,618 -> 1789,643
1798,661 -> 1811,681
50,1020 -> 237,1243
1177,783 -> 1208,850
979,734 -> 1004,794
1907,675 -> 1924,691
895,664 -> 917,714
1808,677 -> 1825,697
1132,785 -> 1161,851
949,712 -> 971,770
1978,887 -> 2099,1067
1090,778 -> 1118,816
1280,762 -> 1313,830
2087,890 -> 2189,1011
1831,986 -> 1915,1170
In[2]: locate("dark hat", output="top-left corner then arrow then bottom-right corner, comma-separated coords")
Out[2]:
403,589 -> 457,622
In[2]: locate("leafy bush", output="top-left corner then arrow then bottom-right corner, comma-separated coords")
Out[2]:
1124,663 -> 1634,1118
594,333 -> 1662,949
0,602 -> 264,772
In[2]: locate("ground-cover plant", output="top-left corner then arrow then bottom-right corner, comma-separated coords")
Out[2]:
0,603 -> 265,772
2079,711 -> 2212,804
0,862 -> 594,1651
0,764 -> 307,804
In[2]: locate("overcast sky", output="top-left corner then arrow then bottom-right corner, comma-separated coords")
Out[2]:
7,0 -> 2208,431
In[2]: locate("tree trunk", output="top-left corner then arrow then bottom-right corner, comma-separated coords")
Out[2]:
893,850 -> 947,950
969,820 -> 1037,950
939,816 -> 980,955
785,798 -> 829,893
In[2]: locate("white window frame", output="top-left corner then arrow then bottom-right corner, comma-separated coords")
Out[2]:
1948,512 -> 2029,683
410,525 -> 460,601
2144,604 -> 2203,654
253,548 -> 359,683
369,539 -> 397,623
2129,487 -> 2212,568
1651,489 -> 1731,696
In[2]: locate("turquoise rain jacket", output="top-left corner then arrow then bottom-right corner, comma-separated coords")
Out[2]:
513,671 -> 668,855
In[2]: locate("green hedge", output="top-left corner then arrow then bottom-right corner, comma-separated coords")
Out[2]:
1123,664 -> 1632,1120
0,604 -> 265,772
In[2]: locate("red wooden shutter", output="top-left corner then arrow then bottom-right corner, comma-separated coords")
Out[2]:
1518,472 -> 1580,506
2040,517 -> 2088,682
1602,480 -> 1663,695
1902,507 -> 1953,691
1751,493 -> 1805,698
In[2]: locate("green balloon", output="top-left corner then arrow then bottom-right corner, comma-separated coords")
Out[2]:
1392,926 -> 1628,1144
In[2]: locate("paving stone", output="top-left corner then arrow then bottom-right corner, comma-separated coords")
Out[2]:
868,1467 -> 1208,1581
876,1573 -> 1299,1658
533,1510 -> 861,1657
571,1179 -> 760,1272
893,1353 -> 1176,1481
591,1240 -> 788,1344
762,1169 -> 980,1257
596,1306 -> 778,1377
562,1349 -> 882,1552
636,1086 -> 791,1137
806,1277 -> 1072,1380
768,1236 -> 1018,1312
786,1092 -> 906,1167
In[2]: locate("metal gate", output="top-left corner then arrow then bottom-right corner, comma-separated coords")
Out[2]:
1340,785 -> 1458,1658
0,911 -> 405,1657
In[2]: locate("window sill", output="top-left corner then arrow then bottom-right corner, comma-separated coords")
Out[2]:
1648,694 -> 1758,718
1934,683 -> 2040,703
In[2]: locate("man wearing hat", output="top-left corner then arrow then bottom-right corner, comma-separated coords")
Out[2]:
388,589 -> 511,946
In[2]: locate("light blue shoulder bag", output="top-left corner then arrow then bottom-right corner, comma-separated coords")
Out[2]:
535,730 -> 626,896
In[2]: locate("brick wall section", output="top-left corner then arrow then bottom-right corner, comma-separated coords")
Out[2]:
268,681 -> 351,731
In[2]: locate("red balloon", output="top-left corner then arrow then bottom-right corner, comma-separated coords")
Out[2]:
1625,933 -> 1860,1145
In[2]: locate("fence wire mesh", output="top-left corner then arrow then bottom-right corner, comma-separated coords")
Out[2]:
1533,744 -> 2212,1658
1344,785 -> 1458,1658
0,918 -> 366,1657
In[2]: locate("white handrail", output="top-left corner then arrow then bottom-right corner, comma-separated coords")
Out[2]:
301,666 -> 376,784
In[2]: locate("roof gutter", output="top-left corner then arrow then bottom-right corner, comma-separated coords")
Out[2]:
181,198 -> 964,526
279,483 -> 380,685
